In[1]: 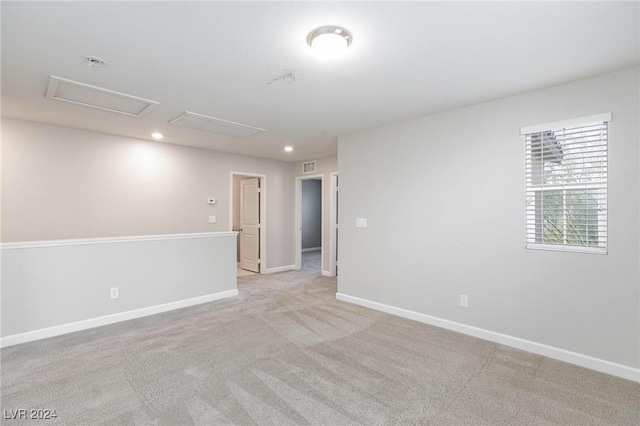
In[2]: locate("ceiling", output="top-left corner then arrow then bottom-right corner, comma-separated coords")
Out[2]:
2,1 -> 638,162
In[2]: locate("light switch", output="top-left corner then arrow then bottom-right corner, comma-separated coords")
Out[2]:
208,215 -> 217,224
356,218 -> 367,228
207,198 -> 216,205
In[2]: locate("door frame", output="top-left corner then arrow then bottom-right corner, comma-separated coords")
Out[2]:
295,174 -> 324,271
329,172 -> 338,277
230,171 -> 267,274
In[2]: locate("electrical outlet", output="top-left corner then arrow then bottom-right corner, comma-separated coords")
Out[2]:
110,287 -> 119,299
208,215 -> 217,224
460,294 -> 468,307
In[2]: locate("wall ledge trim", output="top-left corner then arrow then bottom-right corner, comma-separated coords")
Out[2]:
1,289 -> 239,348
336,292 -> 640,383
263,265 -> 295,274
1,232 -> 238,250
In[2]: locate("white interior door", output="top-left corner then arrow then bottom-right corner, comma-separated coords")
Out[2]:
240,178 -> 260,272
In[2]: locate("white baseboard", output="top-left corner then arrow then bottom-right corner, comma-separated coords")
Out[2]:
321,270 -> 334,277
263,265 -> 295,274
336,292 -> 639,383
302,247 -> 321,253
1,289 -> 239,348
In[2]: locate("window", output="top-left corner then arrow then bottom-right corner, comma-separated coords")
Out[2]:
521,113 -> 610,254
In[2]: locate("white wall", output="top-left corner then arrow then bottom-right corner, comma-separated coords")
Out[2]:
294,155 -> 337,272
337,68 -> 639,372
1,118 -> 295,269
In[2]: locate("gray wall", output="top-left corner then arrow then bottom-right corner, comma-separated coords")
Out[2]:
302,179 -> 322,249
2,233 -> 237,337
1,118 -> 295,269
337,67 -> 639,368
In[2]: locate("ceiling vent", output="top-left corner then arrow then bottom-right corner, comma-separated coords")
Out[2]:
303,161 -> 317,174
168,111 -> 265,138
46,76 -> 159,117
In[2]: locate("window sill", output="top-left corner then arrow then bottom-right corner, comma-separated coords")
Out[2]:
526,243 -> 607,255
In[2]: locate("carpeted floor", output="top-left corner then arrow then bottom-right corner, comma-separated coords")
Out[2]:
1,251 -> 638,425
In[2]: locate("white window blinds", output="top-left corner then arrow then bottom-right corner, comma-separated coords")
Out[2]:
521,113 -> 610,254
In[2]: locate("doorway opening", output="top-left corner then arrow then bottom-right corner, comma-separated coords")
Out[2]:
295,174 -> 323,273
230,171 -> 266,275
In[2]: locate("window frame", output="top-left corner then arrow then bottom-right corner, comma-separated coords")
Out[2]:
520,113 -> 610,255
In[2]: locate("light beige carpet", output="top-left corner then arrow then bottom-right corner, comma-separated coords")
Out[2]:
1,252 -> 638,425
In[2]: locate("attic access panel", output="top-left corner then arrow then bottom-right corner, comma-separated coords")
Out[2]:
46,76 -> 159,117
168,111 -> 265,138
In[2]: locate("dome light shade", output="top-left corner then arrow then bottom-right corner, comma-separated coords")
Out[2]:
307,26 -> 352,55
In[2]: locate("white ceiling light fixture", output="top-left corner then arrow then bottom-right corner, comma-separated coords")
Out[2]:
284,146 -> 294,152
151,132 -> 163,140
307,25 -> 352,56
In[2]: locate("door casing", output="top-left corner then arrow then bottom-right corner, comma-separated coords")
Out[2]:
230,171 -> 266,274
295,174 -> 324,272
240,178 -> 260,272
329,172 -> 338,277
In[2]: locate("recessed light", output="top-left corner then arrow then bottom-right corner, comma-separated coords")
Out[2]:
307,26 -> 352,55
151,132 -> 163,140
284,146 -> 294,152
